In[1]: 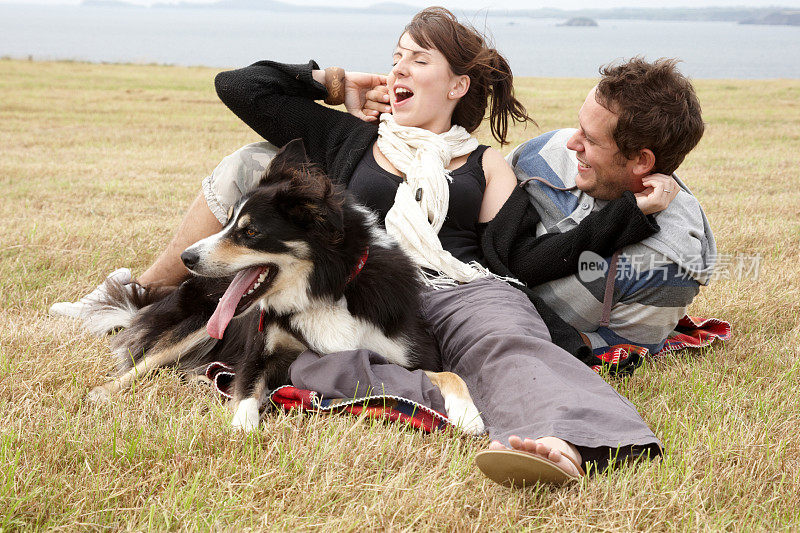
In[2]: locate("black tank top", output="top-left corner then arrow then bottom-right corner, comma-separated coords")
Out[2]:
347,144 -> 489,265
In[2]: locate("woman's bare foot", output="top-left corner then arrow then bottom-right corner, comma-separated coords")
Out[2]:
489,435 -> 583,478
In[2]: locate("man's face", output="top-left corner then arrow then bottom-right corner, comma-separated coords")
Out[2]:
566,87 -> 642,200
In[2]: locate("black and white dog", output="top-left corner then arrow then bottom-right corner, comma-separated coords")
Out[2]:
88,139 -> 483,434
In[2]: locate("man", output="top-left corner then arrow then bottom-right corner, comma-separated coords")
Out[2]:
483,57 -> 716,362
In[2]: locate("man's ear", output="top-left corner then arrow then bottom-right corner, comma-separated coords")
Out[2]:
631,148 -> 656,178
260,138 -> 310,186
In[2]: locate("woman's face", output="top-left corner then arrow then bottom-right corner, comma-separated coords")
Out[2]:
388,32 -> 464,133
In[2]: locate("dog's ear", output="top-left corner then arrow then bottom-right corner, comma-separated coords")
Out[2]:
276,169 -> 344,240
276,138 -> 310,168
318,180 -> 345,237
260,139 -> 310,186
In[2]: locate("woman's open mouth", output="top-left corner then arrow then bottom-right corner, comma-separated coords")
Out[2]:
394,86 -> 414,106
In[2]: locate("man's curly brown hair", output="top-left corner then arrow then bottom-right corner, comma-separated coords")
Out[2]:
596,57 -> 704,175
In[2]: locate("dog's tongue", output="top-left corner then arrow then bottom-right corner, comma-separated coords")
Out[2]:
207,267 -> 264,339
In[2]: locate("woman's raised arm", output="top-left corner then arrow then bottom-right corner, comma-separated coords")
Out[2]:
214,60 -> 376,181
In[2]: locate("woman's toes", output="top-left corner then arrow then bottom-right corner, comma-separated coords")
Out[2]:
534,441 -> 550,456
500,437 -> 580,477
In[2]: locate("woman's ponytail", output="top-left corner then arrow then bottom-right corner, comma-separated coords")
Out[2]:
486,49 -> 534,146
404,7 -> 535,146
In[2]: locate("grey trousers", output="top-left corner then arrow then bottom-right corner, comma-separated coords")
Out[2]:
290,277 -> 662,464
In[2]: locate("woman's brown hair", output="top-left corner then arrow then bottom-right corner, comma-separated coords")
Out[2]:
403,7 -> 533,145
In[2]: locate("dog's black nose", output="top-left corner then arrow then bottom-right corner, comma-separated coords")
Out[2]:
181,250 -> 199,270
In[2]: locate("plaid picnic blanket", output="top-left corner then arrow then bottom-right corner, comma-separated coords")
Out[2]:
205,362 -> 452,433
206,314 -> 731,432
589,315 -> 732,375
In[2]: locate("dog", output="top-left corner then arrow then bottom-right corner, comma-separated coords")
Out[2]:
87,139 -> 484,434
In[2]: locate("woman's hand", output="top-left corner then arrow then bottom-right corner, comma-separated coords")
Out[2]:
342,71 -> 388,122
634,174 -> 680,215
361,84 -> 392,120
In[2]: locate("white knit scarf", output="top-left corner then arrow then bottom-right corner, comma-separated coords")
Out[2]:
378,113 -> 503,287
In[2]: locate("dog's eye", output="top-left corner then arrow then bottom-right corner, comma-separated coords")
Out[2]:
245,227 -> 258,237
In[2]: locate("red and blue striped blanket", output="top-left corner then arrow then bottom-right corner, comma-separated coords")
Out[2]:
206,314 -> 731,433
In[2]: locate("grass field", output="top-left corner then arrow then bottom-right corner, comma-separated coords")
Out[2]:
1,58 -> 799,531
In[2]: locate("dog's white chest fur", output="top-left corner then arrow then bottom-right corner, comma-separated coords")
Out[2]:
287,298 -> 411,367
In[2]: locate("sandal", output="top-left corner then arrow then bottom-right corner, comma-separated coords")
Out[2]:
475,448 -> 585,487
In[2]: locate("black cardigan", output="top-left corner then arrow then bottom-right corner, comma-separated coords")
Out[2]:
482,187 -> 659,363
214,59 -> 659,363
215,59 -> 377,187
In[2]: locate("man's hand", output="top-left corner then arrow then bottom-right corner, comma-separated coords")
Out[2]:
343,72 -> 388,122
635,174 -> 680,215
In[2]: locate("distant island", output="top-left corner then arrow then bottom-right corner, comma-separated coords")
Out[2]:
740,10 -> 800,26
79,1 -> 800,25
559,17 -> 598,27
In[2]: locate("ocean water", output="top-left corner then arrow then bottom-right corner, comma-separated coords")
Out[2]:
1,4 -> 798,79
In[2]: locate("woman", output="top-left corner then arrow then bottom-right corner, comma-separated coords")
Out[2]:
53,7 -> 673,485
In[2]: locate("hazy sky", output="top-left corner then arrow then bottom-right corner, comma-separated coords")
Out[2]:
5,0 -> 800,8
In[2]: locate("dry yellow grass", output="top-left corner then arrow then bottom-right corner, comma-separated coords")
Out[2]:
1,58 -> 799,531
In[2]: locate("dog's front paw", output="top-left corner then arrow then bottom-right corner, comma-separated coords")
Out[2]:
87,385 -> 112,403
445,397 -> 485,436
231,398 -> 261,432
